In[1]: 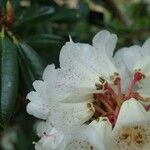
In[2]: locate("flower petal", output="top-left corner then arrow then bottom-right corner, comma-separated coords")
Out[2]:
110,122 -> 150,150
133,56 -> 150,100
92,30 -> 117,59
43,67 -> 97,103
65,118 -> 112,150
35,127 -> 64,150
49,102 -> 95,133
36,121 -> 52,137
113,50 -> 131,92
26,91 -> 50,119
115,45 -> 143,72
60,36 -> 117,81
59,41 -> 101,75
42,64 -> 56,81
114,98 -> 150,130
141,38 -> 150,55
109,98 -> 150,150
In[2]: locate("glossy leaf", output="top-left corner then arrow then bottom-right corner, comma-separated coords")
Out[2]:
17,41 -> 46,91
0,31 -> 18,128
49,8 -> 80,22
25,34 -> 64,45
14,6 -> 55,26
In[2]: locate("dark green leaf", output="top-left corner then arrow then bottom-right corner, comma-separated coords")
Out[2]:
0,30 -> 18,128
15,6 -> 55,27
49,8 -> 80,23
17,41 -> 46,91
25,34 -> 64,45
0,0 -> 7,13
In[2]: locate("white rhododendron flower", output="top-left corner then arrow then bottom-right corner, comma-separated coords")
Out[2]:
34,99 -> 150,150
26,30 -> 150,149
34,117 -> 111,150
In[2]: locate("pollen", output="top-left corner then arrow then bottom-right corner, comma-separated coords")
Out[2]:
113,123 -> 150,150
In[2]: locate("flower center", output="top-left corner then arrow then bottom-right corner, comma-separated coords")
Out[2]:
92,70 -> 145,126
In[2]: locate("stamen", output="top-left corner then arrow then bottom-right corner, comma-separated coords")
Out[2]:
125,71 -> 145,100
95,93 -> 114,111
130,92 -> 145,101
95,83 -> 103,90
99,77 -> 108,91
93,71 -> 146,127
115,78 -> 122,97
106,86 -> 122,107
94,105 -> 106,115
145,105 -> 150,111
110,72 -> 122,97
99,77 -> 105,83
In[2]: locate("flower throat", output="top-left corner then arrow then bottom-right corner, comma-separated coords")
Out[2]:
92,70 -> 146,126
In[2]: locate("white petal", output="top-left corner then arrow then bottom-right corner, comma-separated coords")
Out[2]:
35,128 -> 64,150
59,41 -> 100,75
109,98 -> 150,150
134,56 -> 150,100
65,138 -> 97,150
61,92 -> 94,103
111,122 -> 150,150
36,121 -> 52,137
60,38 -> 117,81
49,102 -> 95,133
92,30 -> 117,59
86,118 -> 112,150
33,80 -> 45,92
114,98 -> 150,130
42,64 -> 56,81
141,38 -> 150,55
44,68 -> 97,103
113,50 -> 131,92
116,45 -> 143,72
65,118 -> 112,150
27,65 -> 97,119
92,30 -> 118,78
32,80 -> 50,101
26,91 -> 50,119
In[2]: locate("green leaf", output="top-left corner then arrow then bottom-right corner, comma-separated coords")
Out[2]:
49,8 -> 80,23
14,6 -> 55,27
17,41 -> 46,91
25,34 -> 64,46
0,30 -> 18,128
0,0 -> 7,12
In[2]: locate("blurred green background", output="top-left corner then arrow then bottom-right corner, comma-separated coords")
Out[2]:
0,0 -> 149,149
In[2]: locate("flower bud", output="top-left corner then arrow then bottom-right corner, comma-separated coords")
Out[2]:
4,1 -> 15,28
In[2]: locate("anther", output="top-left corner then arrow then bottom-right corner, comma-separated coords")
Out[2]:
110,72 -> 120,84
145,105 -> 150,111
134,70 -> 145,81
99,76 -> 106,83
95,83 -> 103,90
95,93 -> 114,111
